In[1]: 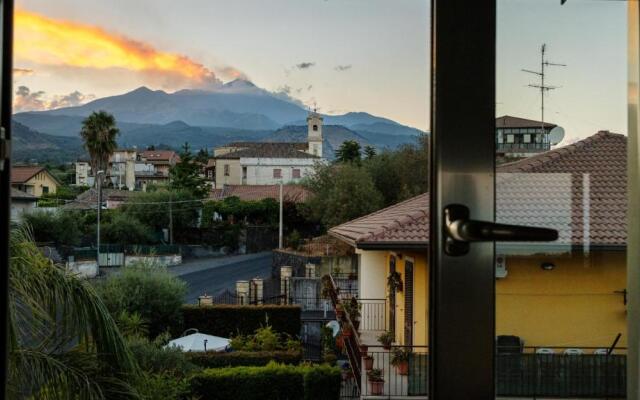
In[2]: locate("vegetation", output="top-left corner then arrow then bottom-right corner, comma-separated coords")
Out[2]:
377,331 -> 394,348
22,210 -> 82,245
188,350 -> 302,368
201,196 -> 279,226
120,189 -> 200,235
229,325 -> 301,353
179,305 -> 302,338
363,145 -> 377,160
304,134 -> 429,228
367,368 -> 384,382
80,111 -> 120,186
8,224 -> 137,399
97,261 -> 187,338
101,212 -> 155,245
169,142 -> 209,198
189,362 -> 341,400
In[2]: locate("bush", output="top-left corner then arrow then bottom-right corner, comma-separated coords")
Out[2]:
187,350 -> 302,368
101,212 -> 155,245
134,371 -> 191,400
179,305 -> 301,338
127,334 -> 199,376
22,210 -> 82,245
97,262 -> 187,338
189,362 -> 341,400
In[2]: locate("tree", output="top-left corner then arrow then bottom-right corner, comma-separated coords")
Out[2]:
96,261 -> 187,338
80,111 -> 119,186
335,140 -> 362,164
169,142 -> 209,198
304,162 -> 383,227
195,148 -> 210,164
8,224 -> 137,398
121,190 -> 200,237
22,210 -> 82,246
363,145 -> 377,160
101,213 -> 155,245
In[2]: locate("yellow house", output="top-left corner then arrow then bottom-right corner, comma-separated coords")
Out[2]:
11,166 -> 61,198
329,131 -> 628,351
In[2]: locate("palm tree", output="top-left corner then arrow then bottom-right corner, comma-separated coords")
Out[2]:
8,224 -> 138,399
80,111 -> 119,186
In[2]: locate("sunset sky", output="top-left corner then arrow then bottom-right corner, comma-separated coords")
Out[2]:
13,0 -> 627,142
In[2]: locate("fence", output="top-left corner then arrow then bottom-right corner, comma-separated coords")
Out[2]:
362,345 -> 429,397
358,299 -> 386,332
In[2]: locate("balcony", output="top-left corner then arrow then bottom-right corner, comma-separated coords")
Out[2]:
325,274 -> 627,399
496,142 -> 551,153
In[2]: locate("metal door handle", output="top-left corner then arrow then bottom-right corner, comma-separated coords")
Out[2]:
444,204 -> 558,256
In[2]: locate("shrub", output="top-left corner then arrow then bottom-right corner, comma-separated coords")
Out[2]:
189,362 -> 341,400
179,305 -> 301,337
187,350 -> 302,368
127,334 -> 199,377
133,371 -> 191,400
97,262 -> 187,338
101,212 -> 155,245
22,210 -> 82,245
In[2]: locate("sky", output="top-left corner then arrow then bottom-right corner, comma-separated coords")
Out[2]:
13,0 -> 627,142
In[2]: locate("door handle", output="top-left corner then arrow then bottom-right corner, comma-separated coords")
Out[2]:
444,204 -> 558,256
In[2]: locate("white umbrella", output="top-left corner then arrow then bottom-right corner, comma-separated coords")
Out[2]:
166,332 -> 230,352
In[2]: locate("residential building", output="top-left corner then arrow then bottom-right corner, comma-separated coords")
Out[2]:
496,115 -> 560,157
327,131 -> 626,397
9,188 -> 37,220
212,111 -> 324,188
62,188 -> 136,210
11,166 -> 61,197
139,149 -> 180,176
75,160 -> 93,186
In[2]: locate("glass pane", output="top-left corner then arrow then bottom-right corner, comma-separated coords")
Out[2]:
496,0 -> 627,397
10,1 -> 430,398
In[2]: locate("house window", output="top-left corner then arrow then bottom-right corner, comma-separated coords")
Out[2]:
523,134 -> 531,143
506,134 -> 514,144
273,169 -> 282,179
242,166 -> 247,179
292,169 -> 301,179
313,124 -> 318,131
42,186 -> 49,194
224,164 -> 230,176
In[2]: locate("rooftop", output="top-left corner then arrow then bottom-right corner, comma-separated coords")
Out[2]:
496,115 -> 557,129
329,131 -> 627,248
11,166 -> 49,184
10,188 -> 37,200
140,150 -> 178,162
62,188 -> 136,210
210,184 -> 312,203
216,142 -> 318,159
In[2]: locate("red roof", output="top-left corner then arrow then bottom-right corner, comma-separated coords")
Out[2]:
210,185 -> 312,203
140,150 -> 178,162
496,115 -> 556,129
11,166 -> 49,183
329,131 -> 627,249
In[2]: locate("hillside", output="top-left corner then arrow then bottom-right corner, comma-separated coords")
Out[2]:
12,121 -> 85,163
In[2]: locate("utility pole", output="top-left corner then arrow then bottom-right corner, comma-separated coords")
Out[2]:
169,190 -> 173,245
278,181 -> 283,249
96,170 -> 104,267
522,43 -> 565,146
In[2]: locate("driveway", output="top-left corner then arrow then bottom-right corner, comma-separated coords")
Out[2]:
173,252 -> 272,304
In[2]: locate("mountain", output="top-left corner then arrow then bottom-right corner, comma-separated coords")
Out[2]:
16,80 -> 425,136
12,121 -> 85,163
13,113 -> 147,137
265,125 -> 417,159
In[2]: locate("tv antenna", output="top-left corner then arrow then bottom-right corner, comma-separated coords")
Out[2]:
522,43 -> 565,145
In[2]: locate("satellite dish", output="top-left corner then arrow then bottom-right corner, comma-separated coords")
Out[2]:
549,126 -> 565,146
326,321 -> 340,337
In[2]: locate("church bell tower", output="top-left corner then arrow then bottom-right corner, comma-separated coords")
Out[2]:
307,110 -> 323,158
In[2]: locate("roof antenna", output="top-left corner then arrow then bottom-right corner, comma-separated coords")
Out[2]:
522,43 -> 566,147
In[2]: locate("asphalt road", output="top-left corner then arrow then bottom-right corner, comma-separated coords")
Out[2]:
176,253 -> 272,304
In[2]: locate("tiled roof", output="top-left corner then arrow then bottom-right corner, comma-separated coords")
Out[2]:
140,150 -> 178,162
496,130 -> 627,246
496,115 -> 556,129
210,184 -> 312,203
10,188 -> 36,200
329,131 -> 627,248
62,188 -> 135,210
216,142 -> 318,159
329,193 -> 429,248
11,166 -> 46,183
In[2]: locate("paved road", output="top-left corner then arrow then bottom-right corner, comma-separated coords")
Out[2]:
175,252 -> 272,304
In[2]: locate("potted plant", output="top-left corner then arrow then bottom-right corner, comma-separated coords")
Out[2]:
363,354 -> 374,370
344,297 -> 362,331
391,348 -> 411,375
359,344 -> 369,356
323,350 -> 337,365
341,364 -> 354,380
367,368 -> 385,395
335,335 -> 344,351
377,331 -> 394,350
387,271 -> 403,292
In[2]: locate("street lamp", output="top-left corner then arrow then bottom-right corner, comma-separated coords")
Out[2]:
96,170 -> 104,268
278,180 -> 283,249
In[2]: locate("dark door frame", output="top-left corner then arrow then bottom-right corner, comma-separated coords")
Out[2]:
429,1 -> 496,399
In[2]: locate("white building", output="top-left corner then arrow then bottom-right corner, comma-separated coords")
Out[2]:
212,111 -> 325,187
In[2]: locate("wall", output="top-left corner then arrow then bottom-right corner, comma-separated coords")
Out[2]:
243,157 -> 315,185
496,250 -> 627,348
19,171 -> 59,197
66,259 -> 99,278
125,254 -> 182,267
215,158 -> 242,186
10,200 -> 35,221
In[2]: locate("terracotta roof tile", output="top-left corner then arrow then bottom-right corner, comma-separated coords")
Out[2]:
496,115 -> 556,129
209,184 -> 311,203
216,142 -> 318,159
11,166 -> 46,183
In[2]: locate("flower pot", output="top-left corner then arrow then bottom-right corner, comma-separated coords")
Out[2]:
359,344 -> 368,356
342,327 -> 353,337
369,380 -> 384,395
336,335 -> 344,350
396,361 -> 409,375
363,356 -> 374,371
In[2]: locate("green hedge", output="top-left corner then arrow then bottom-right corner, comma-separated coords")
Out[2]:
179,305 -> 301,337
189,362 -> 341,400
187,350 -> 302,368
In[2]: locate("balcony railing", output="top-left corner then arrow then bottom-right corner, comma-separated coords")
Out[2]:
361,345 -> 429,397
496,142 -> 551,152
357,299 -> 386,331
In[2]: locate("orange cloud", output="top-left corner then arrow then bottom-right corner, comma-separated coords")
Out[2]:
14,9 -> 245,88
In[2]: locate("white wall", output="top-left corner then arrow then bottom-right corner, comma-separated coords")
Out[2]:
357,250 -> 388,299
242,157 -> 316,185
